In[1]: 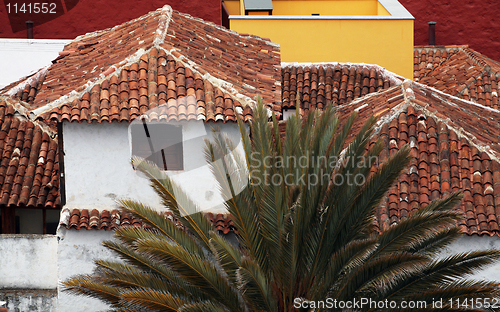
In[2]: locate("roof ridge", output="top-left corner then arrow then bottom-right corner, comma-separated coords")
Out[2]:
372,81 -> 410,133
0,96 -> 57,138
461,46 -> 500,78
407,81 -> 500,162
153,5 -> 173,47
414,45 -> 469,50
30,6 -> 174,118
3,65 -> 50,98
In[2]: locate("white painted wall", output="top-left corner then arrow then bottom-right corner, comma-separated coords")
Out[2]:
0,39 -> 69,89
57,228 -> 115,312
440,235 -> 500,282
63,122 -> 161,210
0,235 -> 58,289
63,121 -> 245,214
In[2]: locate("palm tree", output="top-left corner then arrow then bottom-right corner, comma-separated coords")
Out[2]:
64,103 -> 500,311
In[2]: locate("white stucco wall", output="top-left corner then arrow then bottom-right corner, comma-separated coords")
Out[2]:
0,39 -> 68,89
63,121 -> 245,214
440,235 -> 500,282
57,228 -> 116,312
0,235 -> 58,289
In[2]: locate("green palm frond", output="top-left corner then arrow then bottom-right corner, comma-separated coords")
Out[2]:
132,157 -> 213,251
119,289 -> 188,311
62,274 -> 122,304
237,257 -> 278,312
178,301 -> 231,312
135,237 -> 244,312
209,231 -> 243,284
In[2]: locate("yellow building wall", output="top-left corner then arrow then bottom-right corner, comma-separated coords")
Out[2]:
226,0 -> 381,16
230,18 -> 413,79
271,0 -> 378,15
224,0 -> 241,15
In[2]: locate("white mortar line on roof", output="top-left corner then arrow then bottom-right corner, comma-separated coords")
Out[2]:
4,65 -> 50,97
412,80 -> 500,113
0,96 -> 57,137
153,5 -> 173,47
31,47 -> 149,118
31,4 -> 277,119
281,62 -> 405,86
408,80 -> 500,162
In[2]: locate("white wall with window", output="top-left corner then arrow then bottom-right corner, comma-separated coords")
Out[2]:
62,121 -> 245,213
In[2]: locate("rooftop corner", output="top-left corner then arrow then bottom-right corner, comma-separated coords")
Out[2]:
225,0 -> 414,78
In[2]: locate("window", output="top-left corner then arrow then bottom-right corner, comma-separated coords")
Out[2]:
0,207 -> 60,234
131,121 -> 183,171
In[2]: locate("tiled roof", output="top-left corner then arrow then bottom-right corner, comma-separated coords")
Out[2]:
281,63 -> 403,114
0,97 -> 60,208
414,46 -> 500,109
0,67 -> 48,105
333,80 -> 500,236
57,79 -> 500,236
44,49 -> 254,123
59,208 -> 238,234
1,5 -> 281,123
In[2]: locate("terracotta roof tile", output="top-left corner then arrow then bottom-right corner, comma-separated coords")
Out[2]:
414,46 -> 500,109
2,5 -> 281,122
278,80 -> 500,236
281,63 -> 403,115
333,80 -> 500,235
43,49 -> 251,123
0,97 -> 59,209
59,208 -> 237,234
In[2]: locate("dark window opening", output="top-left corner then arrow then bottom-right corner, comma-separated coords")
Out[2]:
0,207 -> 60,234
131,122 -> 183,171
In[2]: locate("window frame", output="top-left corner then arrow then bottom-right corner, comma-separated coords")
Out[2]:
130,121 -> 184,171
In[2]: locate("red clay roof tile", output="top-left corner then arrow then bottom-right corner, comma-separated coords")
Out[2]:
0,98 -> 60,209
281,63 -> 403,115
1,6 -> 281,123
336,81 -> 500,235
59,208 -> 237,234
414,46 -> 500,109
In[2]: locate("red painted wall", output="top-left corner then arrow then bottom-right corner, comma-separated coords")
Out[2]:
0,0 -> 221,39
399,0 -> 500,61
